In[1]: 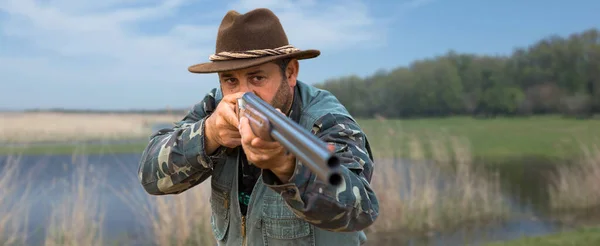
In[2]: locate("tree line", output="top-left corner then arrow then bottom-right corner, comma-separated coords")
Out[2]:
315,28 -> 600,119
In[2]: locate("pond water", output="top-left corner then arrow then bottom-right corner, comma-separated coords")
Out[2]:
0,152 -> 596,246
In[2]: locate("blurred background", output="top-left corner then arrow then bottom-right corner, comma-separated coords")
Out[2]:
1,0 -> 599,245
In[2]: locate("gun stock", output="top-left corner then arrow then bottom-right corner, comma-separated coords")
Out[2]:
236,92 -> 343,187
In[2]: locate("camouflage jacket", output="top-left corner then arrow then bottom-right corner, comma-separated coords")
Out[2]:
137,80 -> 379,245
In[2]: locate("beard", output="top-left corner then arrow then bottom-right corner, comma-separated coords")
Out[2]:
270,76 -> 293,115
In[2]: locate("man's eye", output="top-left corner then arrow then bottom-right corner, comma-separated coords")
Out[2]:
251,76 -> 265,82
224,78 -> 237,85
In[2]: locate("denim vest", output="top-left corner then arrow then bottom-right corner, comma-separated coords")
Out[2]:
209,81 -> 368,245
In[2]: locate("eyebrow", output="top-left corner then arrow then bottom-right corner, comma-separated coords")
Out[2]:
220,69 -> 266,78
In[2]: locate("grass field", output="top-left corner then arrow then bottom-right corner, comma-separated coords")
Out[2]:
484,226 -> 600,246
2,113 -> 599,161
358,115 -> 600,161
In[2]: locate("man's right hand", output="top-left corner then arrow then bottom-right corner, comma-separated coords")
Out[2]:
204,92 -> 246,155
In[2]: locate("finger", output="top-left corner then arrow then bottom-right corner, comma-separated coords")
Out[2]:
224,138 -> 242,148
215,97 -> 237,113
224,129 -> 241,139
251,137 -> 280,149
222,105 -> 241,129
223,124 -> 240,133
241,142 -> 260,164
214,92 -> 245,118
221,92 -> 247,103
244,150 -> 256,163
246,152 -> 269,165
254,153 -> 269,163
239,117 -> 256,146
218,130 -> 238,141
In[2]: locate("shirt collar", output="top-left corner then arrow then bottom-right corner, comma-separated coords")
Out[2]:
287,85 -> 302,123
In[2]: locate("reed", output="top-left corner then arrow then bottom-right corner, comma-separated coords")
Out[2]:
367,121 -> 509,237
0,155 -> 31,246
44,153 -> 105,246
548,141 -> 600,212
0,149 -> 215,246
112,181 -> 215,246
103,151 -> 215,246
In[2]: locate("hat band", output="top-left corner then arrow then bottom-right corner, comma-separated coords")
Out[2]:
209,44 -> 300,61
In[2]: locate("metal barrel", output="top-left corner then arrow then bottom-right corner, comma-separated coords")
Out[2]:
241,93 -> 343,186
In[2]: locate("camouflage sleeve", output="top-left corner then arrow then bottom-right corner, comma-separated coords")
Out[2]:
261,113 -> 379,232
138,88 -> 227,195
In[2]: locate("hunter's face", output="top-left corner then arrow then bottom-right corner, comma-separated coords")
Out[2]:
218,59 -> 299,113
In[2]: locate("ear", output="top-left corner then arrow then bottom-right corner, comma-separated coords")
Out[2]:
286,59 -> 300,87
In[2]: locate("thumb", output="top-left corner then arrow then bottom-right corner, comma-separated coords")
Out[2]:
238,116 -> 247,131
275,108 -> 285,115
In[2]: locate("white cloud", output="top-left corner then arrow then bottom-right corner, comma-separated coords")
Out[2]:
0,0 -> 393,109
228,0 -> 386,50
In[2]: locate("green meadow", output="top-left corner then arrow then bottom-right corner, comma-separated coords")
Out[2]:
359,115 -> 600,162
485,226 -> 600,246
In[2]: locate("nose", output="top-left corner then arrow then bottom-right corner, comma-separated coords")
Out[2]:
238,81 -> 252,93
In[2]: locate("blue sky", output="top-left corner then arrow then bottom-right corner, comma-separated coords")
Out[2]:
1,0 -> 599,110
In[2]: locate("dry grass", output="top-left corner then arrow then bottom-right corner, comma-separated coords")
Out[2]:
0,150 -> 214,246
46,149 -> 216,246
548,142 -> 600,211
368,122 -> 509,236
0,112 -> 184,144
0,155 -> 31,246
111,180 -> 214,246
143,186 -> 214,246
44,154 -> 105,246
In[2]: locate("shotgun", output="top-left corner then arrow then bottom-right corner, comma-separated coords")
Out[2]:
235,92 -> 343,187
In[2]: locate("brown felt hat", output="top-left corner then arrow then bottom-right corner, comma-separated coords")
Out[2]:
188,8 -> 320,74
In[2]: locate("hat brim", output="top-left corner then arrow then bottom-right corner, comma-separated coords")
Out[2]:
188,49 -> 320,74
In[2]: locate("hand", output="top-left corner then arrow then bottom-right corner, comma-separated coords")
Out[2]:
204,92 -> 246,154
239,108 -> 296,182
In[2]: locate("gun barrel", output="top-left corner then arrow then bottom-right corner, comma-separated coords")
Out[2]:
238,92 -> 342,186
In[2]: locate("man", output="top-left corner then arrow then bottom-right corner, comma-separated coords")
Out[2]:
137,8 -> 379,246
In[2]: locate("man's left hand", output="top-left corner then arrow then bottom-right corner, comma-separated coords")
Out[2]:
238,109 -> 296,183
